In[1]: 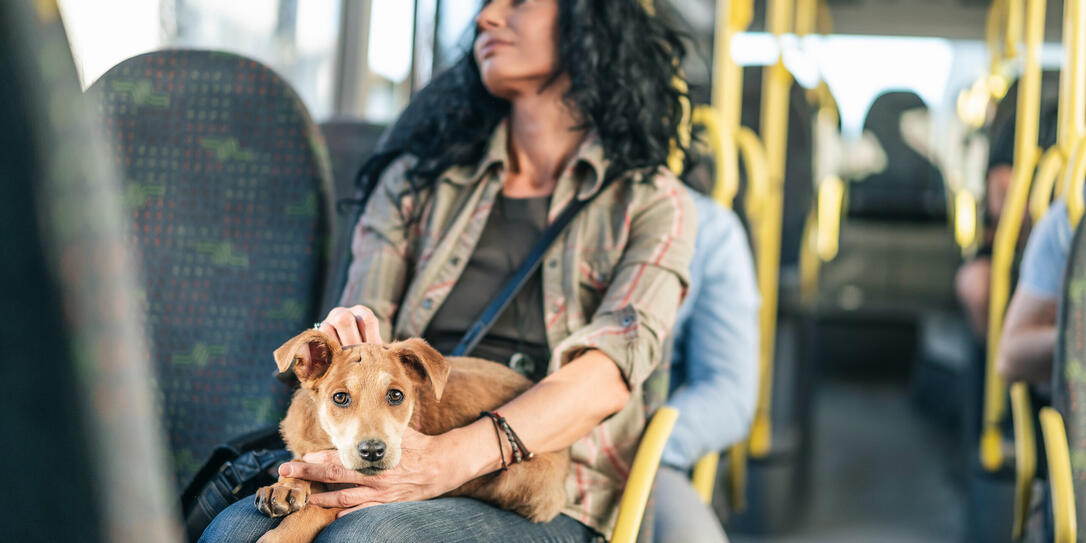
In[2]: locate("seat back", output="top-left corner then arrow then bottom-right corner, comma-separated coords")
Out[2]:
1051,216 -> 1086,527
318,118 -> 387,312
848,91 -> 946,222
87,50 -> 334,487
0,2 -> 178,541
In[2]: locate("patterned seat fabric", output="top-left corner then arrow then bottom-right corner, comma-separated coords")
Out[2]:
1052,217 -> 1086,530
1,2 -> 178,541
87,50 -> 334,488
318,118 -> 386,312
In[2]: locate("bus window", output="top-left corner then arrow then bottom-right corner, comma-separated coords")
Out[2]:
58,0 -> 340,118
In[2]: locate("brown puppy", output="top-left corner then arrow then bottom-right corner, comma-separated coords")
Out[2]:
253,330 -> 569,543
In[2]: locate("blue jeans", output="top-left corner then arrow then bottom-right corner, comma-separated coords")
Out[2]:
199,495 -> 602,542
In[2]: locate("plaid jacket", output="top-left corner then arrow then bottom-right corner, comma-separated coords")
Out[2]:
340,121 -> 696,537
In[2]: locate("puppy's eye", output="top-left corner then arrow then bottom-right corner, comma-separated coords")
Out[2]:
386,389 -> 404,406
332,392 -> 351,407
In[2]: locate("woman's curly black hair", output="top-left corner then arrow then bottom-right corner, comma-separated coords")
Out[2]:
381,0 -> 688,188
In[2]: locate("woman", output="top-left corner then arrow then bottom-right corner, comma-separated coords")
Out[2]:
201,0 -> 694,541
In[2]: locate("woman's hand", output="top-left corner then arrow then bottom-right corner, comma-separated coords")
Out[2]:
278,428 -> 473,517
318,305 -> 383,346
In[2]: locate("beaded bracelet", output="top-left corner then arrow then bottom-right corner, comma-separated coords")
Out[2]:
480,411 -> 508,471
480,411 -> 534,465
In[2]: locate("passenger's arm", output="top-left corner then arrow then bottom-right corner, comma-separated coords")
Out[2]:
662,211 -> 759,469
996,289 -> 1057,384
996,199 -> 1068,384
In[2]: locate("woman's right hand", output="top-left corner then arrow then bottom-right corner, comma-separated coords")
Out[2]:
318,305 -> 384,346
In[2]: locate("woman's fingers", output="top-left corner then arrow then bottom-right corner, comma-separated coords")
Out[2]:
308,487 -> 381,509
353,305 -> 384,345
319,306 -> 383,346
336,502 -> 381,518
278,460 -> 366,485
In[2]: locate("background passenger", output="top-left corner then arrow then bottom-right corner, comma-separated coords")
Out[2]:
996,197 -> 1075,385
201,0 -> 696,541
653,156 -> 760,543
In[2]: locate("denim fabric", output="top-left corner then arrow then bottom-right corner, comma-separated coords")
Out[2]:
664,189 -> 760,469
199,495 -> 602,542
652,466 -> 728,543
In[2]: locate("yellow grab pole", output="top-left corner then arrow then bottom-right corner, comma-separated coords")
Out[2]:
748,0 -> 794,459
1061,0 -> 1086,198
981,0 -> 1046,472
1040,408 -> 1079,543
708,0 -> 753,208
1011,382 -> 1038,538
1006,0 -> 1024,60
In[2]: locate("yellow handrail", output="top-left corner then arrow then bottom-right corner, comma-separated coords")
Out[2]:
693,106 -> 735,208
737,126 -> 770,219
691,452 -> 720,504
799,208 -> 820,304
1040,407 -> 1078,543
955,190 -> 979,250
1067,137 -> 1086,226
1010,383 -> 1038,539
982,0 -> 1045,473
1006,0 -> 1024,60
749,0 -> 795,459
611,407 -> 679,543
1029,145 -> 1065,222
816,175 -> 845,262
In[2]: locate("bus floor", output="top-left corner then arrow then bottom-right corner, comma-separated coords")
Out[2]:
732,372 -> 965,543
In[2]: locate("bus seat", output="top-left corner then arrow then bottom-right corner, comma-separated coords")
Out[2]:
87,50 -> 335,488
317,118 -> 386,313
0,1 -> 179,540
1046,216 -> 1086,542
848,91 -> 947,222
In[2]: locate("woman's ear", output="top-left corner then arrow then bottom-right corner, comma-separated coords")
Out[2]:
273,329 -> 342,383
393,338 -> 451,401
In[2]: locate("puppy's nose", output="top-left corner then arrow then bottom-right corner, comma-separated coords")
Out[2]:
357,439 -> 386,462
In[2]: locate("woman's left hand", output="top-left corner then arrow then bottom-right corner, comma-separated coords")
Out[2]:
279,427 -> 469,517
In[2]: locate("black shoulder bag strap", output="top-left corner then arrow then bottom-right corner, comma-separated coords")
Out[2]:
452,176 -> 615,357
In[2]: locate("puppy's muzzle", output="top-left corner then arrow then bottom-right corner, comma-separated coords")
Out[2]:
357,439 -> 387,462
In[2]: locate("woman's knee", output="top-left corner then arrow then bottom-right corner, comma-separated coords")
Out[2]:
314,503 -> 436,542
198,497 -> 280,543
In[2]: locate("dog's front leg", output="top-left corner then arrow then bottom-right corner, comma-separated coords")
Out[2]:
257,504 -> 342,543
254,476 -> 313,518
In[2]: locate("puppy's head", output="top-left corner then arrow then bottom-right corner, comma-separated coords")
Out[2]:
274,332 -> 450,474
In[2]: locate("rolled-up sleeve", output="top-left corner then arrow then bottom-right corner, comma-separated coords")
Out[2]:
552,175 -> 697,389
338,155 -> 419,342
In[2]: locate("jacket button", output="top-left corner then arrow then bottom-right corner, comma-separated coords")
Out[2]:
548,259 -> 558,268
422,298 -> 433,310
450,257 -> 460,266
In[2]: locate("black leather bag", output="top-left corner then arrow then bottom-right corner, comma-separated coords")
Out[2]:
180,425 -> 291,541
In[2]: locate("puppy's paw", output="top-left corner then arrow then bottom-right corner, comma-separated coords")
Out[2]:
254,479 -> 310,518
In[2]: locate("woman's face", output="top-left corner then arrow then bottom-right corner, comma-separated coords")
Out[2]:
473,0 -> 560,99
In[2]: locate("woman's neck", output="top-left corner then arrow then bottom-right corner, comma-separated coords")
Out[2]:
503,83 -> 585,198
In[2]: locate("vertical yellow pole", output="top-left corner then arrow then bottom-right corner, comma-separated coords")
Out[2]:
748,0 -> 794,458
981,0 -> 1045,473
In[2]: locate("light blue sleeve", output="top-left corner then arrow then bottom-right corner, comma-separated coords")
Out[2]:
662,194 -> 760,470
1019,199 -> 1074,300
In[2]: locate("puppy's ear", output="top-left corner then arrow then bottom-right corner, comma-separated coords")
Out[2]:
273,330 -> 341,383
394,338 -> 451,401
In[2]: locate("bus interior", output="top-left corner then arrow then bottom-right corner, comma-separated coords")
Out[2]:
6,0 -> 1086,541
